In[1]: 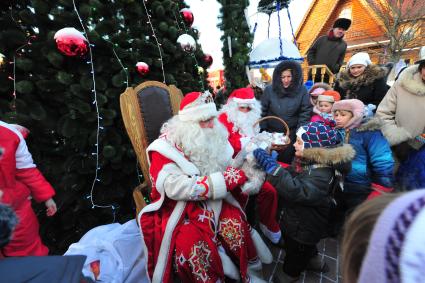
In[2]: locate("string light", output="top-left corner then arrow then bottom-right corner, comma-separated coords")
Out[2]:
8,6 -> 36,114
172,8 -> 205,91
72,0 -> 116,217
107,41 -> 129,88
141,0 -> 166,83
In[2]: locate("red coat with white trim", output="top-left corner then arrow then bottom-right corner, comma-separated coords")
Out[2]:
138,135 -> 272,283
218,113 -> 247,157
0,121 -> 55,256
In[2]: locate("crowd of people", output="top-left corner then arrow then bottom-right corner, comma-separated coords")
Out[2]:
1,17 -> 424,283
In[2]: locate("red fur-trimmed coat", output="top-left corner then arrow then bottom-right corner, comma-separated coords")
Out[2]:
138,135 -> 271,283
0,121 -> 55,256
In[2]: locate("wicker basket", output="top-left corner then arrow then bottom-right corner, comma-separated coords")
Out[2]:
253,116 -> 291,152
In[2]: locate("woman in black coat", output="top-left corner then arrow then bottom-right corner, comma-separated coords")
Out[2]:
334,52 -> 389,107
261,60 -> 312,163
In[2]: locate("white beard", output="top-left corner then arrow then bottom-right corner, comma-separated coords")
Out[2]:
220,100 -> 262,137
161,116 -> 231,175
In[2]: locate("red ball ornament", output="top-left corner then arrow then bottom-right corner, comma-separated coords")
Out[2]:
54,27 -> 88,57
203,54 -> 213,68
180,8 -> 194,27
136,62 -> 150,76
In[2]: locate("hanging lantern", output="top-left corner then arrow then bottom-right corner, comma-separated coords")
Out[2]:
54,27 -> 88,57
180,8 -> 194,27
177,34 -> 196,53
136,62 -> 150,76
203,54 -> 213,68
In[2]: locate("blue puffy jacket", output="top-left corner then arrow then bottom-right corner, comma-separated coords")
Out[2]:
338,118 -> 394,194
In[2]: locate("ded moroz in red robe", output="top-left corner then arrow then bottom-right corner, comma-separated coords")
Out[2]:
138,135 -> 272,283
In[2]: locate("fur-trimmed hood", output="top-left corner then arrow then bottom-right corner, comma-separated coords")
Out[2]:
272,60 -> 304,97
398,65 -> 425,97
357,117 -> 384,132
337,65 -> 387,91
302,143 -> 355,168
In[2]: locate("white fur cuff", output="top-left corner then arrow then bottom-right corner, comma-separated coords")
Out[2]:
382,125 -> 412,146
209,172 -> 228,200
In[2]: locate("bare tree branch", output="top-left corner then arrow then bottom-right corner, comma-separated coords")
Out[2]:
365,0 -> 425,61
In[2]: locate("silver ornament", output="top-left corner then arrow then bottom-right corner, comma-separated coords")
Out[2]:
177,34 -> 196,53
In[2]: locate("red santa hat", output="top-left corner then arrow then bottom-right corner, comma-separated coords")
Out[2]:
178,91 -> 218,122
226,88 -> 256,105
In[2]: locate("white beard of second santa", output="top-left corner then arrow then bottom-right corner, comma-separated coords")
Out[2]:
163,117 -> 231,175
222,101 -> 261,137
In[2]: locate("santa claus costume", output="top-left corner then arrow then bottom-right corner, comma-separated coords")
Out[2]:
0,121 -> 56,256
138,92 -> 271,283
218,88 -> 282,245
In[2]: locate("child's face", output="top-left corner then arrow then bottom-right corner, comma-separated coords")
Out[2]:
293,137 -> 304,157
334,110 -> 353,128
318,101 -> 333,114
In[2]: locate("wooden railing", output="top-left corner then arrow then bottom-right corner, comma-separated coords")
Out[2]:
308,64 -> 336,85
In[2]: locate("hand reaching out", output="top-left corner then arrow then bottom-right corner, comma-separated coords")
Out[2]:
253,148 -> 279,174
223,166 -> 247,191
45,198 -> 57,216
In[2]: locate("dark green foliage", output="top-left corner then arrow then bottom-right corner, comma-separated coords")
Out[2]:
217,0 -> 253,96
0,0 -> 209,254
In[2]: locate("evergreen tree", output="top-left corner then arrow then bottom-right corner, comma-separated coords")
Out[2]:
217,0 -> 253,96
0,0 -> 209,253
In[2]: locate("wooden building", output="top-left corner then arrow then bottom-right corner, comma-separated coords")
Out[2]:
295,0 -> 425,79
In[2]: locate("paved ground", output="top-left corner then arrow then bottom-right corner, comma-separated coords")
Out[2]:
261,237 -> 341,283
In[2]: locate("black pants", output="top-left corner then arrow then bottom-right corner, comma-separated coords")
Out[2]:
328,190 -> 369,237
283,236 -> 317,277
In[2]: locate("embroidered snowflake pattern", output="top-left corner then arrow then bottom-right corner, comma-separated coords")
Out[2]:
188,241 -> 212,282
218,218 -> 242,252
223,167 -> 241,186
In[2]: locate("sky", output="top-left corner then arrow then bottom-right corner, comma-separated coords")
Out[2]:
185,0 -> 314,70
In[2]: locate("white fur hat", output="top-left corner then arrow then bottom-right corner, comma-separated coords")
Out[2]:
415,46 -> 425,64
348,52 -> 372,68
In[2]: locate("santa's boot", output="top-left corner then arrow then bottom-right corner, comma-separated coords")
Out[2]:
247,261 -> 267,283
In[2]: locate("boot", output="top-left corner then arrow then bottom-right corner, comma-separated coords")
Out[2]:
305,254 -> 329,273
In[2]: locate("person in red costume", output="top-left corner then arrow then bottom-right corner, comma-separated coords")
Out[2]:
0,121 -> 57,257
138,91 -> 271,283
218,87 -> 284,247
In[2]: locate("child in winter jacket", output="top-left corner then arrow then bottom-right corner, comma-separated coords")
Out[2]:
332,99 -> 394,215
0,121 -> 57,256
311,90 -> 341,122
253,121 -> 355,281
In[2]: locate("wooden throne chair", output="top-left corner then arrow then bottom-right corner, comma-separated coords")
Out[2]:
120,81 -> 183,215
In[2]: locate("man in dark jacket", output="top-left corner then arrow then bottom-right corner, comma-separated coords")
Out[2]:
261,60 -> 312,163
253,121 -> 355,282
307,18 -> 351,81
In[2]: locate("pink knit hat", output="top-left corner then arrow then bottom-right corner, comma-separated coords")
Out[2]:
332,99 -> 365,129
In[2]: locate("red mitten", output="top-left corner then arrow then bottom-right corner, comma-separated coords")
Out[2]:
223,166 -> 247,191
367,183 -> 393,200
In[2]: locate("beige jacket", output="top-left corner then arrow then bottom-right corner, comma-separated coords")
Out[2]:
377,65 -> 425,149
